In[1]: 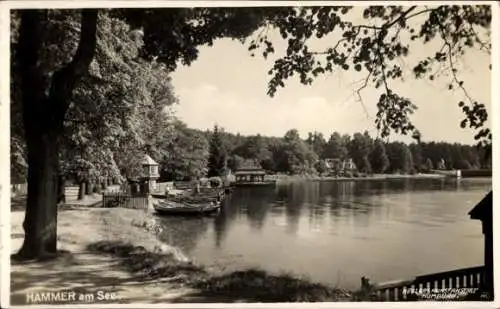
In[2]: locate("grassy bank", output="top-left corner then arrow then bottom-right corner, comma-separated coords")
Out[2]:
10,205 -> 355,304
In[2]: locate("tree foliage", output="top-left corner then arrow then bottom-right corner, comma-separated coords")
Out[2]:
369,139 -> 390,173
306,131 -> 327,158
207,125 -> 228,177
322,132 -> 348,159
246,5 -> 491,147
233,134 -> 273,168
159,121 -> 209,181
386,141 -> 414,173
348,131 -> 373,172
227,154 -> 246,172
273,129 -> 318,174
11,12 -> 179,183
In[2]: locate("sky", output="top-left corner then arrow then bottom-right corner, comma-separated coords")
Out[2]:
170,7 -> 492,144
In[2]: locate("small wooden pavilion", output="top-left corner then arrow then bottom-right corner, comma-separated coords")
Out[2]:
141,154 -> 159,193
232,165 -> 276,187
234,167 -> 266,183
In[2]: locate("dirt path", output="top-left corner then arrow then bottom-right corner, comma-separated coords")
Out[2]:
10,208 -> 202,305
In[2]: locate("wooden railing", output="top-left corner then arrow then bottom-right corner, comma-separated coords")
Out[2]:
363,266 -> 486,301
152,182 -> 174,194
102,192 -> 149,209
173,181 -> 193,190
11,183 -> 28,197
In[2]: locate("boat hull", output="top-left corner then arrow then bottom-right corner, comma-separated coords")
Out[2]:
153,200 -> 221,216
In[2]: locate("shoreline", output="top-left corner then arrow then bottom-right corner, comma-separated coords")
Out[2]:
10,205 -> 356,304
270,173 -> 449,183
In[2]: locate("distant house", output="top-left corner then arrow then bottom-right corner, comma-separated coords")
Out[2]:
344,158 -> 357,172
324,158 -> 357,176
437,158 -> 446,170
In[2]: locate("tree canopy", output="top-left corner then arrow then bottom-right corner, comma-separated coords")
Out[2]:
10,11 -> 179,184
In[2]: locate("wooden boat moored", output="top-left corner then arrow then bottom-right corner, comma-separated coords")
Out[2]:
153,199 -> 221,216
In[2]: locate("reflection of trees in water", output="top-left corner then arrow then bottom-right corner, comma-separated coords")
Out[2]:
246,193 -> 272,231
213,194 -> 241,248
388,178 -> 463,192
215,179 -> 489,245
308,204 -> 325,231
275,183 -> 309,235
458,178 -> 491,191
324,181 -> 388,226
154,179 -> 489,256
156,215 -> 210,253
213,187 -> 276,246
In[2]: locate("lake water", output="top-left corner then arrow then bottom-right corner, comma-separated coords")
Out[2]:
155,178 -> 491,290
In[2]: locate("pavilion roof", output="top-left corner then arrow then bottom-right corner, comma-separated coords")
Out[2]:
141,154 -> 158,165
234,169 -> 266,176
469,191 -> 492,221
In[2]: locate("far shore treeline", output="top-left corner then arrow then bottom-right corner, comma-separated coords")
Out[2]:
190,126 -> 491,180
211,128 -> 491,176
12,119 -> 491,186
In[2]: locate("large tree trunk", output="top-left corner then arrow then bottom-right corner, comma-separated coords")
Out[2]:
18,130 -> 60,258
16,9 -> 98,260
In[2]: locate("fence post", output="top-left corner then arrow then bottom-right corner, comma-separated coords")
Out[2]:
95,183 -> 101,194
57,175 -> 66,204
78,182 -> 85,200
85,180 -> 91,195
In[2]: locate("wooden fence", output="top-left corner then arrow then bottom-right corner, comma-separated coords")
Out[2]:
11,183 -> 119,199
364,266 -> 486,301
11,184 -> 79,199
151,181 -> 174,194
173,181 -> 193,190
11,183 -> 28,197
102,192 -> 149,209
65,186 -> 80,201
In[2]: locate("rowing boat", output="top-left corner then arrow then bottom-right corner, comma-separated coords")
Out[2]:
153,199 -> 221,215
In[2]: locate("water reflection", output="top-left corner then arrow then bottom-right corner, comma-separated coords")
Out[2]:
156,215 -> 210,253
156,178 -> 491,289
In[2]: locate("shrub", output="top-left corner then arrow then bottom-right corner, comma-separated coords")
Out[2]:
209,177 -> 223,188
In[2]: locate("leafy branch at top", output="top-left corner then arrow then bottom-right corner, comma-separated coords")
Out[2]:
245,5 -> 491,147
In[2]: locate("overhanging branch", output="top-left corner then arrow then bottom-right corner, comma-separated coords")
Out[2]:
48,9 -> 99,126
